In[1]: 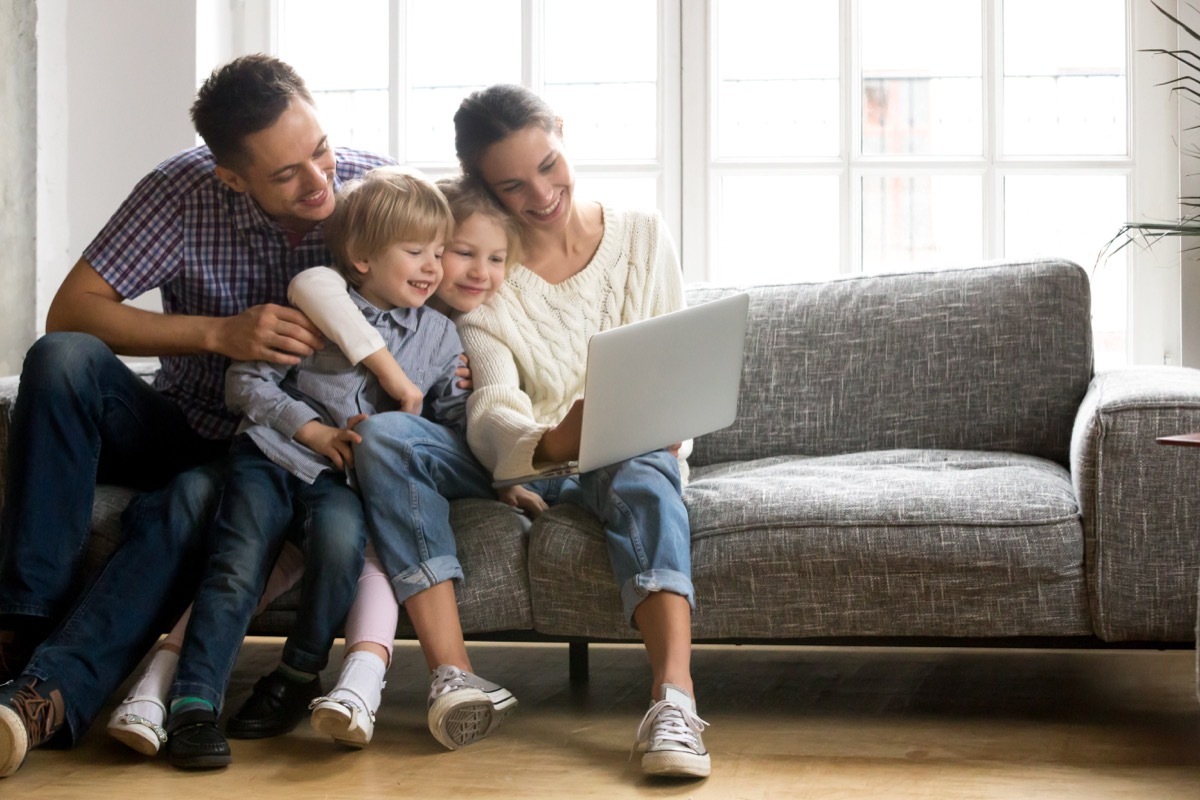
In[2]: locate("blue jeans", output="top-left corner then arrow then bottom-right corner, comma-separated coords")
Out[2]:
0,333 -> 227,622
23,460 -> 226,744
535,449 -> 694,626
352,414 -> 495,604
171,436 -> 367,712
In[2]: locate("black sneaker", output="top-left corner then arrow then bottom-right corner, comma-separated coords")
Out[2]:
0,677 -> 65,778
226,670 -> 321,739
165,706 -> 231,770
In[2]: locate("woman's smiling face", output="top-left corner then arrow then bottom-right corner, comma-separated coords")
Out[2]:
477,124 -> 574,234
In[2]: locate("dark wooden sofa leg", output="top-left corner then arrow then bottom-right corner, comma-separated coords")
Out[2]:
568,640 -> 589,683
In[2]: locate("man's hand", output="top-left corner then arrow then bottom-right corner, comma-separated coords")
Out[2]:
294,419 -> 363,471
211,304 -> 325,364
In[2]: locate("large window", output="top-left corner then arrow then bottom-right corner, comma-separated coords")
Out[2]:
234,0 -> 1181,369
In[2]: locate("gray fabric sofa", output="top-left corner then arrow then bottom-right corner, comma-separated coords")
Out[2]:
2,258 -> 1199,680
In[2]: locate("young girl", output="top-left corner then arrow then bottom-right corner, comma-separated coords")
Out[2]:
106,176 -> 539,756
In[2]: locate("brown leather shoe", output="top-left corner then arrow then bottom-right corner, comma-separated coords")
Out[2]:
0,677 -> 65,778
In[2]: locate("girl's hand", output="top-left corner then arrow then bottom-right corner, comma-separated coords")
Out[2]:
534,399 -> 583,464
498,485 -> 549,517
455,353 -> 472,390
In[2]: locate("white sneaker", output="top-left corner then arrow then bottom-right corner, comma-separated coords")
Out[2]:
106,695 -> 168,757
636,684 -> 710,778
426,665 -> 516,750
310,691 -> 375,748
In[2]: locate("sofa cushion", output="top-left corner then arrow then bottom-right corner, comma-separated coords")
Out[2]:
526,449 -> 1091,640
686,259 -> 1094,469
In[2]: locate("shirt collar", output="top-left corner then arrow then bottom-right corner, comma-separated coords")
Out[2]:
348,286 -> 420,332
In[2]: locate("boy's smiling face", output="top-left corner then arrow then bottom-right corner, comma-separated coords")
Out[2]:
353,239 -> 444,311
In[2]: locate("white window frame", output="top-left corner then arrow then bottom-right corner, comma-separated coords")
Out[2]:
227,0 -> 1184,366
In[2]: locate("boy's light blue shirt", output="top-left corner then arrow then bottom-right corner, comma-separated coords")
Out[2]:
225,286 -> 468,484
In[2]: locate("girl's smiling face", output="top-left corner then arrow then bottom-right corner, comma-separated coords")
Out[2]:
435,212 -> 509,314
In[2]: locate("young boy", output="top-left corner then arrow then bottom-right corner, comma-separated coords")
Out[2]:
164,166 -> 471,769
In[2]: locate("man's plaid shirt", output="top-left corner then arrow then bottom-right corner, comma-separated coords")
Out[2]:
82,145 -> 393,440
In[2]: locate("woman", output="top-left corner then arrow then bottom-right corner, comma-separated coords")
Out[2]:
452,85 -> 709,780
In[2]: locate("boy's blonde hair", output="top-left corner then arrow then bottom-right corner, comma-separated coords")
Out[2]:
436,175 -> 523,270
325,166 -> 453,288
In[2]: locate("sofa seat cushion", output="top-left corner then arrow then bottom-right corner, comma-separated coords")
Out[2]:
85,488 -> 535,637
526,449 -> 1091,640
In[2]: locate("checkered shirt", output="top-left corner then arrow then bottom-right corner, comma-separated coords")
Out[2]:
82,145 -> 393,439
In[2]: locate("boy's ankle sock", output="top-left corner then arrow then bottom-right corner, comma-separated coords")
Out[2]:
169,696 -> 214,717
274,662 -> 318,685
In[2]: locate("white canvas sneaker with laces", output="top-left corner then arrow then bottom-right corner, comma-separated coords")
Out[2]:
636,683 -> 711,778
426,665 -> 517,750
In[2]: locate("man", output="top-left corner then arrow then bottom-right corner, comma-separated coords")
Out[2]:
0,53 -> 391,777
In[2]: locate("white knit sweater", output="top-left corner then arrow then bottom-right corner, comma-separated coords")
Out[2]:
457,206 -> 687,481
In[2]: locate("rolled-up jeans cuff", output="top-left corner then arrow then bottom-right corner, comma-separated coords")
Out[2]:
390,555 -> 463,605
621,569 -> 695,629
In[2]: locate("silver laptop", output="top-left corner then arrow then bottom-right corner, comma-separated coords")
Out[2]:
492,292 -> 750,488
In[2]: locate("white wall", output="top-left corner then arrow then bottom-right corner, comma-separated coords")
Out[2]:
0,1 -> 38,374
36,0 -> 199,330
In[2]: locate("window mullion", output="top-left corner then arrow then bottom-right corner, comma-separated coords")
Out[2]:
390,0 -> 403,161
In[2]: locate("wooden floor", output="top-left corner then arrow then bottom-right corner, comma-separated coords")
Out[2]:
4,637 -> 1199,799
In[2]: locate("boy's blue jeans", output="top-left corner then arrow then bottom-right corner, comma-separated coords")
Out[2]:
171,436 -> 367,713
352,413 -> 694,624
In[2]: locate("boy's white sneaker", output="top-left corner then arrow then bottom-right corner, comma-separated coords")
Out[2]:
426,665 -> 516,750
310,691 -> 375,748
636,684 -> 711,778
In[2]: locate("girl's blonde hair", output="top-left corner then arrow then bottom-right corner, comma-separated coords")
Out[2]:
436,174 -> 523,270
325,166 -> 453,287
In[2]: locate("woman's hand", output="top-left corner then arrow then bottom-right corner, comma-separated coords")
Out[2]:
534,399 -> 584,464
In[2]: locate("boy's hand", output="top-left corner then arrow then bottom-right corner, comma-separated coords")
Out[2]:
294,419 -> 364,471
498,485 -> 548,517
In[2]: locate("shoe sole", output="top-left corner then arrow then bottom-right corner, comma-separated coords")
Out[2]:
168,751 -> 232,770
0,705 -> 29,778
428,688 -> 517,750
107,721 -> 162,757
642,749 -> 711,778
311,702 -> 371,749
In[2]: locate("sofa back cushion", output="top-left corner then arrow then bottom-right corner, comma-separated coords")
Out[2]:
687,259 -> 1093,468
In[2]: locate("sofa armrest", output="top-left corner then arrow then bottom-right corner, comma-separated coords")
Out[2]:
1071,366 -> 1200,641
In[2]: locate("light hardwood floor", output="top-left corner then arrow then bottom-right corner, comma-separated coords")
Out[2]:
4,637 -> 1199,799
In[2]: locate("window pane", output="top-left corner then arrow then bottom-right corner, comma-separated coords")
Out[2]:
276,0 -> 389,153
407,0 -> 521,163
715,175 -> 841,284
716,0 -> 839,159
860,0 -> 981,156
1003,0 -> 1126,156
1003,173 -> 1127,367
576,175 -> 658,218
543,0 -> 657,161
861,174 -> 983,271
